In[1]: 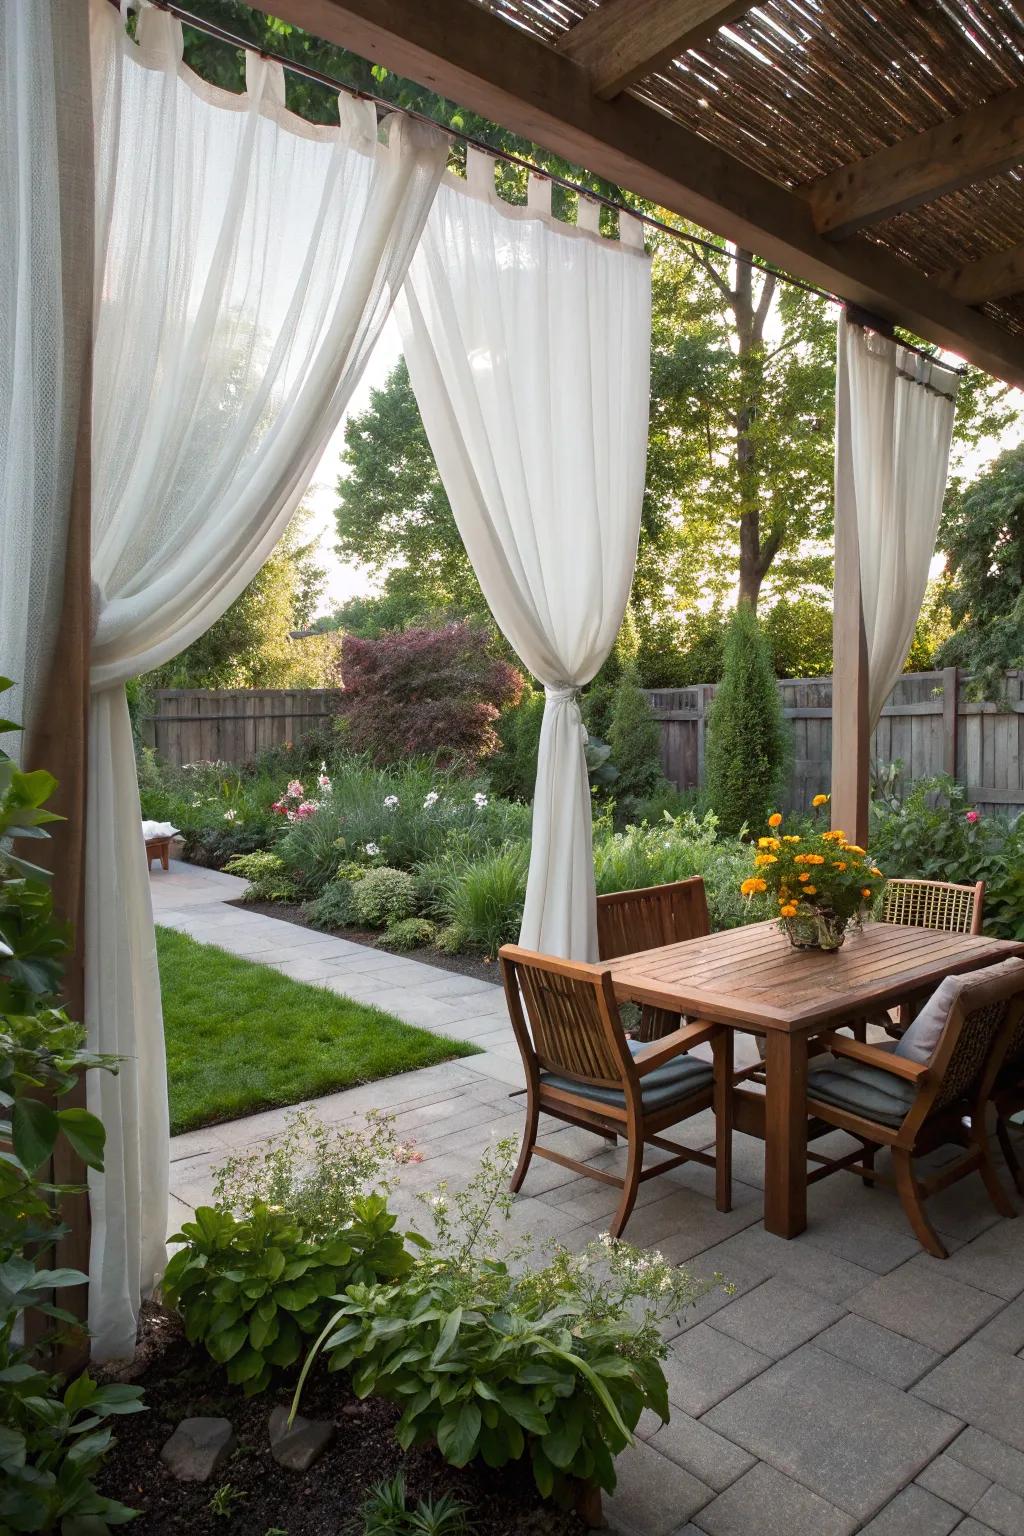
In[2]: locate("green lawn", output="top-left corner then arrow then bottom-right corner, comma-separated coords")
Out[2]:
157,926 -> 479,1134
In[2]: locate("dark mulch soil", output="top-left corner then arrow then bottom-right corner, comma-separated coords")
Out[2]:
97,1304 -> 583,1536
234,899 -> 502,988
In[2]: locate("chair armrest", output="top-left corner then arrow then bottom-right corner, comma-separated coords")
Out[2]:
632,1019 -> 718,1076
815,1030 -> 931,1084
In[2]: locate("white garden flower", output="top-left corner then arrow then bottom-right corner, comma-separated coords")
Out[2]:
473,792 -> 488,809
423,791 -> 439,808
223,809 -> 238,822
364,842 -> 380,856
383,794 -> 400,809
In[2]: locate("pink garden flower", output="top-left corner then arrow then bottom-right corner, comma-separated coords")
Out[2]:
286,779 -> 305,799
965,810 -> 980,824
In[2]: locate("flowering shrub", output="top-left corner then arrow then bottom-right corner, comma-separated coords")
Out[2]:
336,622 -> 525,768
741,796 -> 885,944
294,1139 -> 716,1504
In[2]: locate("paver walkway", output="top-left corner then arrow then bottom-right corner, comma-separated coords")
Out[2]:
156,860 -> 1024,1536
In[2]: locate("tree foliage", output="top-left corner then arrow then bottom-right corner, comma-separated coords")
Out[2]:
336,621 -> 525,768
704,605 -> 789,837
146,514 -> 336,690
936,444 -> 1024,696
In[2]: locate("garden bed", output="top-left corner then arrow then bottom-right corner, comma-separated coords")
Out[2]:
97,1304 -> 584,1536
234,897 -> 502,988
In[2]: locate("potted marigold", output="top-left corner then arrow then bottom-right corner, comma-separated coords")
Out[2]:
740,794 -> 886,951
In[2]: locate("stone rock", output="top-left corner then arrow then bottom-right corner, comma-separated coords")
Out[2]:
268,1404 -> 335,1472
160,1417 -> 235,1482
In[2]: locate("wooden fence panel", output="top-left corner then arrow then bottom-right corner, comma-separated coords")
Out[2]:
645,668 -> 1024,818
142,689 -> 343,767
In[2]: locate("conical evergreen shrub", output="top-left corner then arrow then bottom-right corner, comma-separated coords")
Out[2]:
704,603 -> 790,837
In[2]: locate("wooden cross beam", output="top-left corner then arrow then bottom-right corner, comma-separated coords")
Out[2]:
808,88 -> 1024,239
938,241 -> 1024,306
555,0 -> 750,99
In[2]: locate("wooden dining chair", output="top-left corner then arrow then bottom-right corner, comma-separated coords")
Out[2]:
992,1009 -> 1024,1196
499,943 -> 732,1238
805,958 -> 1024,1258
596,878 -> 710,1042
870,879 -> 987,1037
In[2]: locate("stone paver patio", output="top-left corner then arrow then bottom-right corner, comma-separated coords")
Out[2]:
155,861 -> 1024,1536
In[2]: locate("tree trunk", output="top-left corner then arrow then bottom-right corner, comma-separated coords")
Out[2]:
730,249 -> 777,611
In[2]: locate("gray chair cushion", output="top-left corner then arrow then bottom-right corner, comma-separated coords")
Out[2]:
895,957 -> 1024,1064
540,1039 -> 713,1113
808,1055 -> 916,1127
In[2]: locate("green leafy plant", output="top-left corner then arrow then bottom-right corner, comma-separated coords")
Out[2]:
300,879 -> 357,930
222,851 -> 300,903
703,605 -> 790,838
208,1483 -> 246,1520
163,1196 -> 411,1396
607,667 -> 665,813
295,1141 -> 712,1505
352,868 -> 418,929
381,918 -> 436,952
358,1472 -> 472,1535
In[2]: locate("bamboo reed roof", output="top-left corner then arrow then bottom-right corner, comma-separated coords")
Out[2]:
474,0 -> 1024,342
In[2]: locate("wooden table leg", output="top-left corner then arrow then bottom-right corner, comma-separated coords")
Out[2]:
764,1029 -> 808,1238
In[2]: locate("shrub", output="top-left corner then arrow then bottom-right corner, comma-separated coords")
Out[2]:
593,811 -> 768,931
301,879 -> 357,930
223,850 -> 300,903
358,1472 -> 471,1536
336,621 -> 525,768
353,867 -> 418,928
164,1111 -> 415,1394
704,604 -> 789,838
163,1197 -> 409,1396
295,1140 -> 713,1504
0,681 -> 143,1532
435,922 -> 470,955
487,688 -> 545,802
608,666 -> 664,813
381,917 -> 437,951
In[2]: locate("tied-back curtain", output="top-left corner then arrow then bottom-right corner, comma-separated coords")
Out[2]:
87,0 -> 447,1358
0,0 -> 91,751
398,152 -> 652,961
835,316 -> 958,728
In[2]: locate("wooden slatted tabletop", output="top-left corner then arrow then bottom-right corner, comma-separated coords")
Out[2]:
607,920 -> 1024,1240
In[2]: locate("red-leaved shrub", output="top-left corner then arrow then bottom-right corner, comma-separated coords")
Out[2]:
336,622 -> 525,768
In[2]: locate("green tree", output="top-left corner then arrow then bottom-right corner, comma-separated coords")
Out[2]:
145,514 -> 334,689
936,444 -> 1024,696
704,605 -> 789,838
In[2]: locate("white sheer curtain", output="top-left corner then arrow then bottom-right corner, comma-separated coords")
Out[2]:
87,0 -> 447,1358
835,316 -> 958,727
399,152 -> 651,961
0,0 -> 91,749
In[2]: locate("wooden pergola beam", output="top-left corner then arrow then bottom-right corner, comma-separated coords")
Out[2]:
809,87 -> 1024,239
938,241 -> 1024,306
251,0 -> 1024,391
555,0 -> 750,100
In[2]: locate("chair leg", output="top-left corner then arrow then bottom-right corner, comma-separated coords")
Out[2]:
861,1142 -> 876,1189
996,1115 -> 1024,1196
849,1019 -> 868,1044
973,1120 -> 1017,1219
609,1128 -> 643,1239
712,1031 -> 733,1214
510,1084 -> 539,1194
892,1148 -> 947,1259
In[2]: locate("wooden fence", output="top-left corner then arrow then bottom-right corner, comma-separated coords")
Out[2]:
140,689 -> 343,766
645,669 -> 1024,817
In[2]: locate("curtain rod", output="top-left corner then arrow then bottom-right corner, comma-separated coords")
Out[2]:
120,0 -> 963,378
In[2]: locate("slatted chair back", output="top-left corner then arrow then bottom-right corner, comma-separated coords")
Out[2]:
597,878 -> 710,961
881,878 -> 985,936
914,963 -> 1024,1128
499,946 -> 633,1090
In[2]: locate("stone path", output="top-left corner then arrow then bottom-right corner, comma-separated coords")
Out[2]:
155,860 -> 1024,1536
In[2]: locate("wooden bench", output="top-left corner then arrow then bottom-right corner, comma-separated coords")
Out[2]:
145,834 -> 173,872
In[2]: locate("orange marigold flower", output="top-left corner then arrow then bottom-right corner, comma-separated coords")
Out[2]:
804,885 -> 817,895
754,853 -> 778,867
861,888 -> 872,899
782,835 -> 801,843
845,845 -> 866,856
798,872 -> 810,882
780,903 -> 798,918
870,866 -> 882,877
757,837 -> 781,850
812,793 -> 829,807
835,860 -> 847,871
768,813 -> 783,828
740,877 -> 767,896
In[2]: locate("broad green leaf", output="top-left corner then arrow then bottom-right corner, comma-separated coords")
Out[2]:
437,1400 -> 481,1468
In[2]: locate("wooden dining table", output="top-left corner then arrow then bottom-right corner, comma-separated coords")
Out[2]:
607,919 -> 1024,1240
